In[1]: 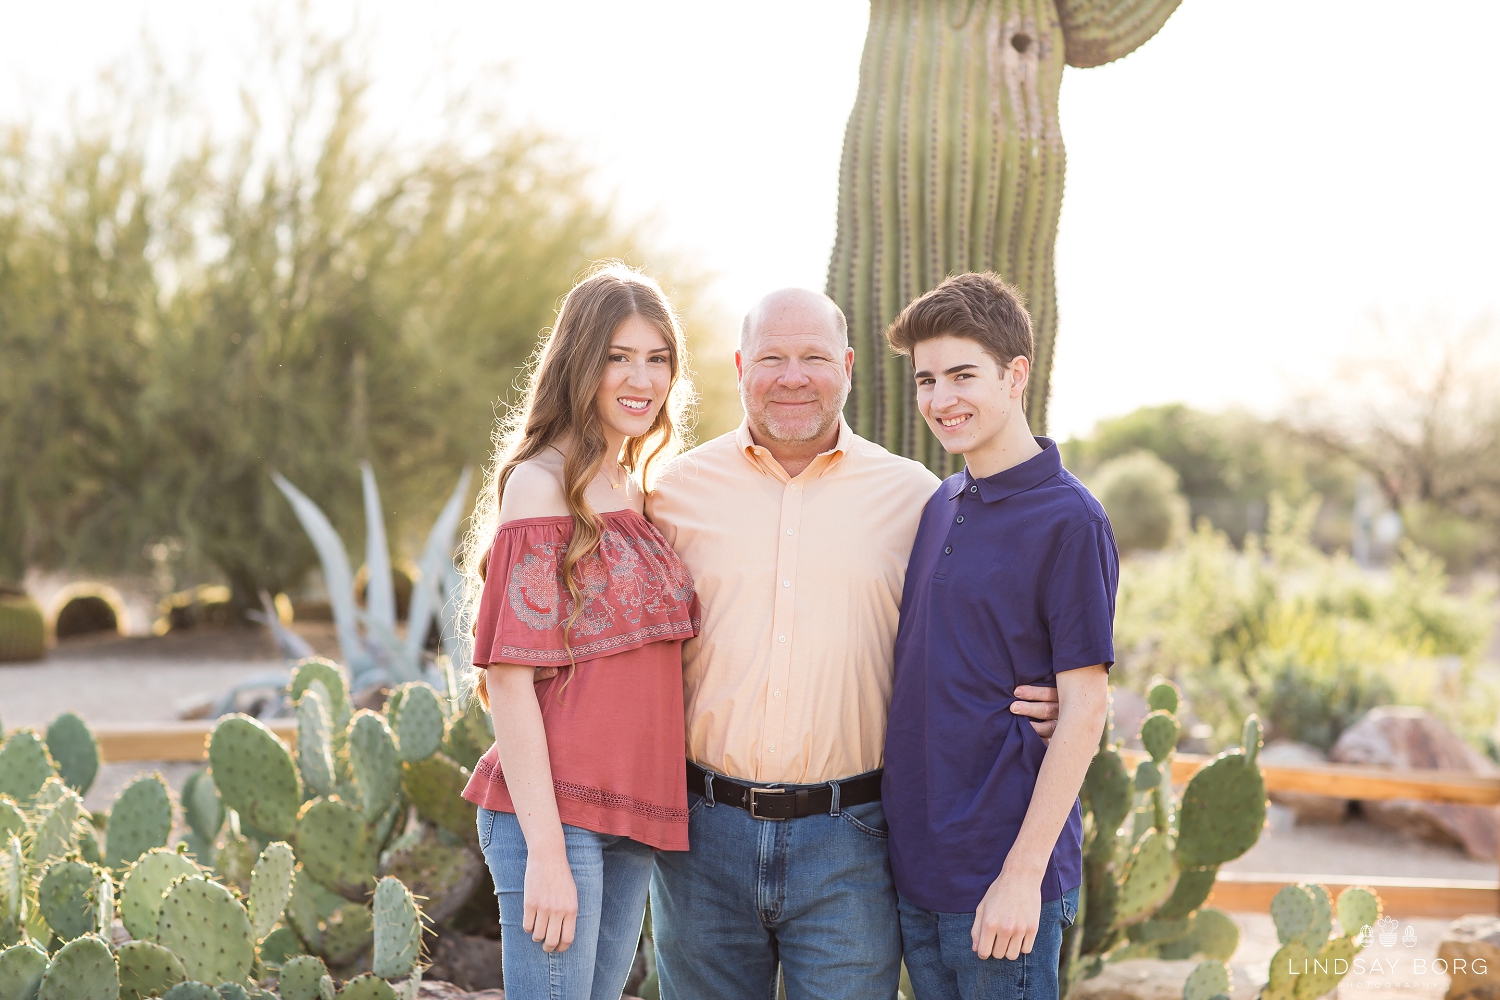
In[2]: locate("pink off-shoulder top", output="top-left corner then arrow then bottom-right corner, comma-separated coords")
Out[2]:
461,508 -> 699,851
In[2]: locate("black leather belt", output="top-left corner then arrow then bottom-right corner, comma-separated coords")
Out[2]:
687,761 -> 883,821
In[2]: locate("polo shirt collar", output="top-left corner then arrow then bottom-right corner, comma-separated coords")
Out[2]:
735,416 -> 852,482
946,437 -> 1061,502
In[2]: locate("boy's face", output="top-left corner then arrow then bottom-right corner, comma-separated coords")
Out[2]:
912,334 -> 1026,457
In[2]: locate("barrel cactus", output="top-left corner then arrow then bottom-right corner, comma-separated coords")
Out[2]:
0,591 -> 44,663
1062,681 -> 1267,997
828,0 -> 1183,467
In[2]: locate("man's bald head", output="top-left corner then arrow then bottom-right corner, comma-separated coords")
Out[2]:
739,288 -> 848,353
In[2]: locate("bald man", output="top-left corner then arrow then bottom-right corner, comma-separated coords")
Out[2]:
642,289 -> 1059,999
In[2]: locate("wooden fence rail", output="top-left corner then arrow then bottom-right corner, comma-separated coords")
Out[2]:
92,724 -> 1500,916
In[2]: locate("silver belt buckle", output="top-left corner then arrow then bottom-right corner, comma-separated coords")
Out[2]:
748,786 -> 787,821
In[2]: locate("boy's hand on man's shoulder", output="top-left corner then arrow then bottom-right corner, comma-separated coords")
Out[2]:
1010,684 -> 1060,740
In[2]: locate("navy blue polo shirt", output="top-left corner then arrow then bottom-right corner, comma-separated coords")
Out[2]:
882,438 -> 1119,913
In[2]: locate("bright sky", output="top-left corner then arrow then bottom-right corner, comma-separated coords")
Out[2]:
4,1 -> 1497,439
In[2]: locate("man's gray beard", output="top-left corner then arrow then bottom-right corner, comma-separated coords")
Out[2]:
745,395 -> 847,445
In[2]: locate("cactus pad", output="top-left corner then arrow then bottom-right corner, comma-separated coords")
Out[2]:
1300,883 -> 1333,951
349,713 -> 400,817
401,755 -> 476,843
116,940 -> 188,1000
378,825 -> 485,924
295,798 -> 378,900
214,833 -> 257,893
1134,760 -> 1161,792
260,924 -> 305,968
249,841 -> 297,941
1175,748 -> 1266,869
276,955 -> 331,1000
181,768 -> 226,849
337,974 -> 398,1000
1147,680 -> 1180,714
1294,937 -> 1356,1000
1336,886 -> 1381,938
0,733 -> 55,805
290,660 -> 352,732
208,716 -> 301,840
157,877 -> 256,987
372,877 -> 422,979
1126,916 -> 1192,945
106,773 -> 174,869
320,903 -> 374,966
298,685 -> 337,800
32,788 -> 86,863
1116,829 -> 1178,924
1266,940 -> 1311,994
1160,908 -> 1239,962
37,935 -> 117,1000
1180,960 -> 1229,1000
1140,712 -> 1179,764
1082,749 -> 1132,851
390,683 -> 445,763
43,714 -> 98,796
162,985 -> 219,1000
1269,884 -> 1316,945
1155,865 -> 1218,920
216,984 -> 250,1000
38,859 -> 97,940
287,871 -> 347,953
0,801 -> 23,844
0,943 -> 48,1000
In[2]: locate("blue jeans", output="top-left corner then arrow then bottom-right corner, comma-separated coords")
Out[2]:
650,774 -> 902,1000
478,808 -> 656,1000
899,887 -> 1079,1000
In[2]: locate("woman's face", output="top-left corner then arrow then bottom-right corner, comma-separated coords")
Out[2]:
594,313 -> 673,446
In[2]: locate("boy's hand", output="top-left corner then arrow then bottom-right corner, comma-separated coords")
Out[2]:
972,867 -> 1041,961
534,666 -> 560,683
1011,684 -> 1061,740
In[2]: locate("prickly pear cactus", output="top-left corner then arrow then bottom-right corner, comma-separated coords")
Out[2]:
349,713 -> 400,818
156,877 -> 256,987
290,660 -> 353,733
389,683 -> 445,763
106,773 -> 174,869
1182,960 -> 1230,1000
38,859 -> 98,941
162,984 -> 219,1000
401,755 -> 476,844
37,934 -> 117,1000
249,841 -> 297,941
260,925 -> 305,969
180,768 -> 225,865
1176,716 -> 1267,869
320,903 -> 375,967
298,684 -> 338,800
32,787 -> 88,863
338,973 -> 398,1000
208,716 -> 301,840
0,942 -> 48,1000
215,982 -> 251,1000
0,733 -> 55,805
42,714 -> 97,796
277,955 -> 332,1000
116,940 -> 188,1000
371,877 -> 422,980
828,0 -> 1184,460
377,823 -> 484,924
295,799 -> 379,901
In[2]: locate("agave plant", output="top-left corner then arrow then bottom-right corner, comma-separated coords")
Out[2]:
271,463 -> 472,694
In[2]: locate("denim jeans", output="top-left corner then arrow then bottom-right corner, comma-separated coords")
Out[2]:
650,774 -> 902,1000
898,887 -> 1079,1000
478,807 -> 656,1000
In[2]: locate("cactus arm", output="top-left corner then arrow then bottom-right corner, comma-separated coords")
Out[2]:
1056,0 -> 1185,68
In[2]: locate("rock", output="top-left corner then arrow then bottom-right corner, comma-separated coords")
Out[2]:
1070,960 -> 1262,1000
1260,740 -> 1349,824
1439,915 -> 1500,1000
1109,688 -> 1151,749
1329,706 -> 1499,860
424,933 -> 505,992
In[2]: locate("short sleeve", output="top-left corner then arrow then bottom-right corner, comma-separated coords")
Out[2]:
472,515 -> 698,667
1043,518 -> 1119,672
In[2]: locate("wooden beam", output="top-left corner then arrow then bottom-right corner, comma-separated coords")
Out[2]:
1119,749 -> 1500,806
1207,872 -> 1500,918
93,721 -> 298,763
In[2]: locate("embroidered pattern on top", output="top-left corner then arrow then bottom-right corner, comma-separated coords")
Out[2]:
473,754 -> 688,825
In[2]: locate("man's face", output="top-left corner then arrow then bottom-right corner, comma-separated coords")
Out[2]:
736,302 -> 853,446
912,334 -> 1026,457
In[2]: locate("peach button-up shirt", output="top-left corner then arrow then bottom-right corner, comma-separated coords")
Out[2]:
646,417 -> 941,784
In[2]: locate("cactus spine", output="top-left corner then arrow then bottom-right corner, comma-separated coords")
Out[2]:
827,0 -> 1183,467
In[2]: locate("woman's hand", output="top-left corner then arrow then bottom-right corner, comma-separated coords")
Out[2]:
523,846 -> 578,953
971,867 -> 1041,961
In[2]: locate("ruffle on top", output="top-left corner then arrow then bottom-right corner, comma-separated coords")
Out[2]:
472,508 -> 700,666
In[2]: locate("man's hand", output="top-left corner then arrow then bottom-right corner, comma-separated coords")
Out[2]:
1011,684 -> 1060,740
971,866 -> 1041,961
534,666 -> 560,683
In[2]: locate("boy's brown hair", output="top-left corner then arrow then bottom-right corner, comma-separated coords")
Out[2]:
885,272 -> 1034,372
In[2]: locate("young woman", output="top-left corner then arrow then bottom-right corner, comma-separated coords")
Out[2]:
459,263 -> 699,1000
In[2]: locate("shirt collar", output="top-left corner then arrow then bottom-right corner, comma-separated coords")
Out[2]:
945,437 -> 1061,502
735,416 -> 853,483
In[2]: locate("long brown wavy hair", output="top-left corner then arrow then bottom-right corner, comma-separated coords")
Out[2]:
462,262 -> 694,708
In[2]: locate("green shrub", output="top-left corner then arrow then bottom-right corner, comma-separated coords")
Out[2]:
1092,450 -> 1190,553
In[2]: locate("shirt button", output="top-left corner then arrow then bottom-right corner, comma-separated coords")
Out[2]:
783,580 -> 790,587
944,546 -> 952,554
779,635 -> 787,643
969,485 -> 978,493
774,689 -> 782,698
786,529 -> 794,535
956,516 -> 964,523
789,485 -> 797,491
769,744 -> 776,752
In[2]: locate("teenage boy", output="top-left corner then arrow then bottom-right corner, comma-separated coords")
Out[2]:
882,272 -> 1117,1000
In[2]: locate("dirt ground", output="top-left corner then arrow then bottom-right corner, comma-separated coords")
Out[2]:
2,628 -> 1490,998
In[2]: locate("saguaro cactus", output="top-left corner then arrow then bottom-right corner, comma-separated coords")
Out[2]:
827,0 -> 1183,468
